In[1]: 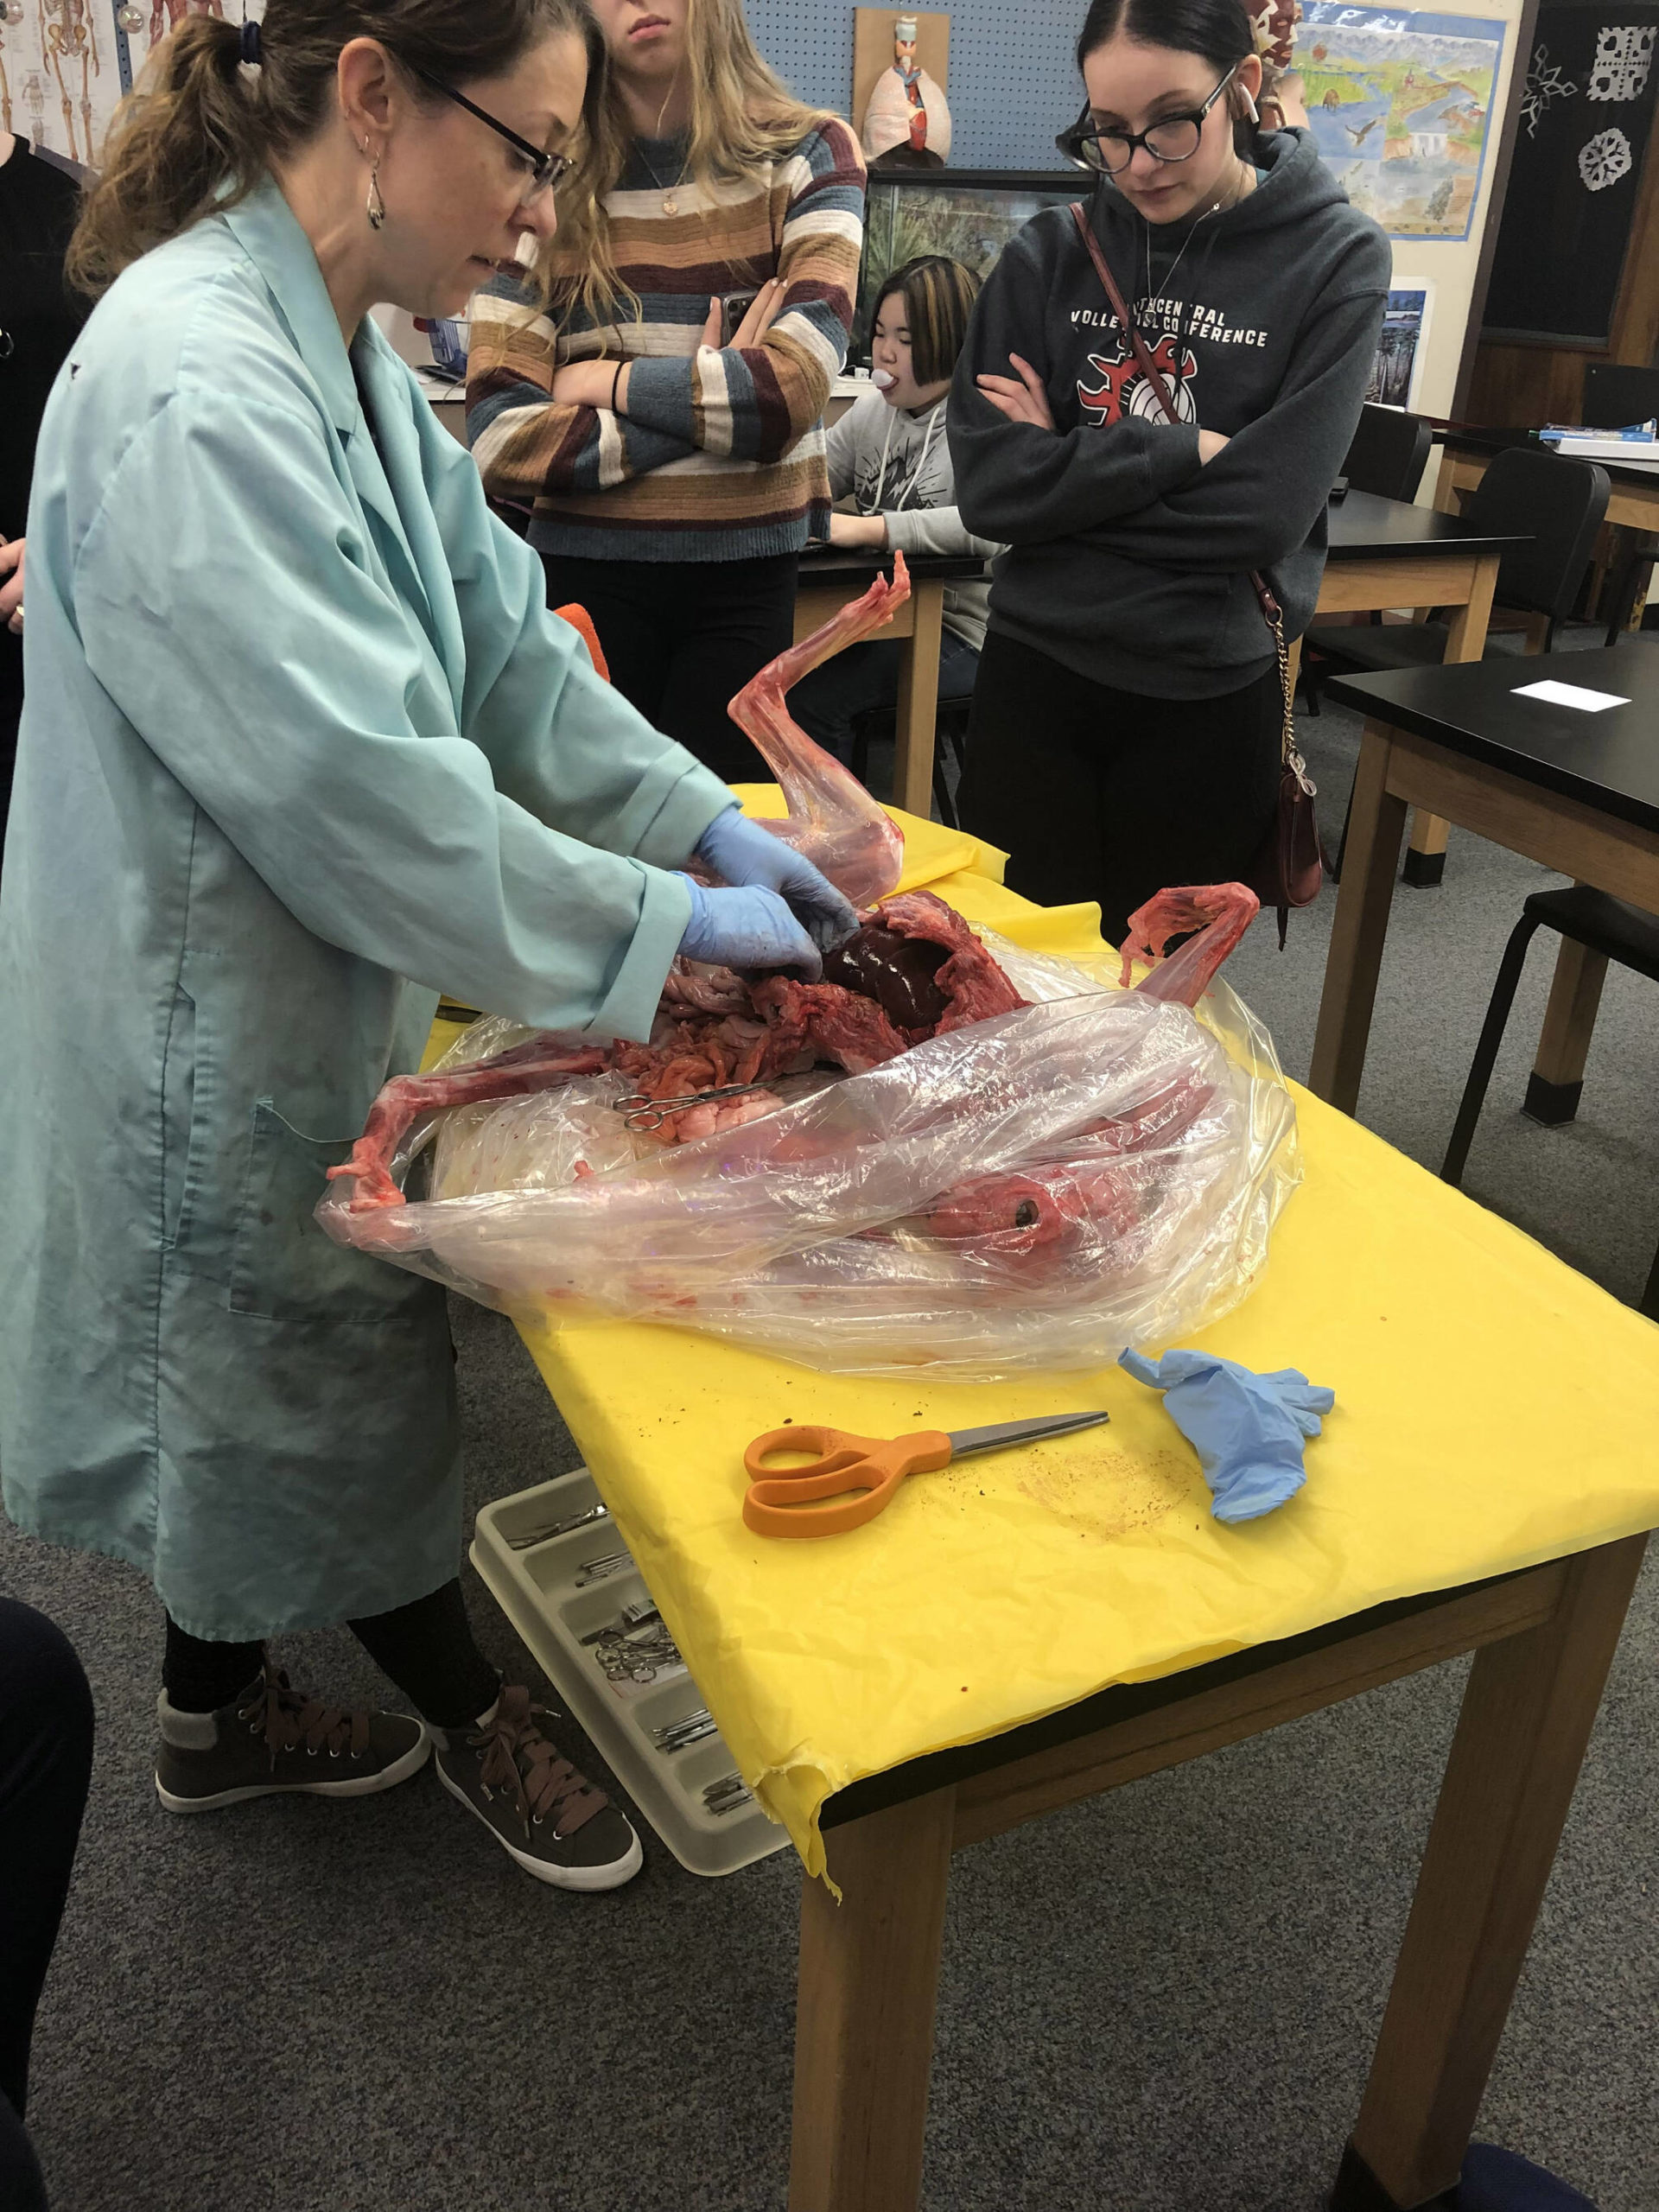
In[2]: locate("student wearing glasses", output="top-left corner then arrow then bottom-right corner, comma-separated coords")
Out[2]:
0,0 -> 853,1894
467,0 -> 867,785
950,0 -> 1389,943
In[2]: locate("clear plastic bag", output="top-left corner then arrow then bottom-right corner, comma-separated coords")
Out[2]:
319,931 -> 1300,1379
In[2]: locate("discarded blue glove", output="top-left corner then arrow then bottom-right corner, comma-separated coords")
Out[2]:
1118,1346 -> 1335,1524
694,804 -> 859,953
676,875 -> 822,977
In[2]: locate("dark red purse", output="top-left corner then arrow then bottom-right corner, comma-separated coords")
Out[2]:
1068,204 -> 1323,946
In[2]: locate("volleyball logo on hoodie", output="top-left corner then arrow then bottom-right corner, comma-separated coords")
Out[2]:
1077,334 -> 1198,426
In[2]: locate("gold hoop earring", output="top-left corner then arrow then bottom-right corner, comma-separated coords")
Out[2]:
365,152 -> 386,231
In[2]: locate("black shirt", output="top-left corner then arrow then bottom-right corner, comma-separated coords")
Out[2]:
1,136 -> 87,541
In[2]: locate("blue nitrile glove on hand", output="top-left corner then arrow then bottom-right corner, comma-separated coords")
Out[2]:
677,874 -> 823,977
694,804 -> 859,954
1118,1347 -> 1336,1524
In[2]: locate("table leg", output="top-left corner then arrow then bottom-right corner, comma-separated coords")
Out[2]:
1523,934 -> 1609,1126
1332,1534 -> 1648,2212
893,582 -> 944,822
1309,722 -> 1408,1114
1403,554 -> 1499,888
789,1787 -> 956,2212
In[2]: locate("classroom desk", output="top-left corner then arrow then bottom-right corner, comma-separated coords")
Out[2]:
805,497 -> 1511,852
1321,491 -> 1523,887
442,823 -> 1659,2212
791,548 -> 987,818
1434,426 -> 1659,536
798,1541 -> 1643,2212
1310,641 -> 1659,1125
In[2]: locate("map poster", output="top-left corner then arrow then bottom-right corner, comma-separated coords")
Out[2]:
1300,5 -> 1509,239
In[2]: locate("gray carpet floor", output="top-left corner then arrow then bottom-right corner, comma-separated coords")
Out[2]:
4,638 -> 1656,2212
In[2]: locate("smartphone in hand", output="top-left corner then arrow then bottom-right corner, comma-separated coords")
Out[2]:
719,289 -> 760,346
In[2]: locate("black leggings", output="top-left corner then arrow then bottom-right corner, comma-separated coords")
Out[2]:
0,1599 -> 94,2212
957,632 -> 1283,947
537,549 -> 798,785
162,1578 -> 500,1732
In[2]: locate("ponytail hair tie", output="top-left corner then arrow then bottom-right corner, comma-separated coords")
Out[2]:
239,17 -> 263,66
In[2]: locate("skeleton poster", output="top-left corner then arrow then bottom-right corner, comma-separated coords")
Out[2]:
0,0 -> 245,166
1299,4 -> 1508,238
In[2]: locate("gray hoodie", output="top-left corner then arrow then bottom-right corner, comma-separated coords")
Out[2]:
949,130 -> 1390,698
824,386 -> 1003,652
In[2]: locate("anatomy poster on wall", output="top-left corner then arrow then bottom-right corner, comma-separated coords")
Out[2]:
0,0 -> 252,167
1366,285 -> 1433,403
1299,3 -> 1508,238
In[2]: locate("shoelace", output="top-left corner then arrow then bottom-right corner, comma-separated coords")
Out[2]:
471,1684 -> 608,1838
238,1662 -> 371,1767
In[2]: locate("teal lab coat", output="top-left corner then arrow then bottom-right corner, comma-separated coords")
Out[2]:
0,180 -> 733,1642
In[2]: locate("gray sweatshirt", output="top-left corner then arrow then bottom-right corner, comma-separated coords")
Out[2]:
949,130 -> 1390,698
823,386 -> 1003,652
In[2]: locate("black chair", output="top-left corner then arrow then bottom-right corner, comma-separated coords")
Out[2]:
1303,445 -> 1611,706
1580,361 -> 1659,429
1581,364 -> 1659,644
1441,884 -> 1659,1320
1341,404 -> 1433,503
849,695 -> 972,828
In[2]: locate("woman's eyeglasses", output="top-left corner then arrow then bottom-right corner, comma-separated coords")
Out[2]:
1056,64 -> 1240,175
406,61 -> 575,201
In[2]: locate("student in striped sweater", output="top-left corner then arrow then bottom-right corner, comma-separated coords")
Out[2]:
467,0 -> 866,782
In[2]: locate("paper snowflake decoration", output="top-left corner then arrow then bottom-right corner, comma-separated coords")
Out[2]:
1520,44 -> 1578,137
1580,125 -> 1634,191
1587,24 -> 1654,103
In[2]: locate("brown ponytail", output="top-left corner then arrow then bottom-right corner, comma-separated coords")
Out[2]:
67,0 -> 594,301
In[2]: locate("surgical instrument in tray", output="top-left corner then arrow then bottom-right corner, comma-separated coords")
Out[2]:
573,1548 -> 632,1586
505,1500 -> 610,1550
651,1707 -> 718,1754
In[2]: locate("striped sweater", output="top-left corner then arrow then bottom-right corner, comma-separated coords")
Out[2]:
467,117 -> 866,563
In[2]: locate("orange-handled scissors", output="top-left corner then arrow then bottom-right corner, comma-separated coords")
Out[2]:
742,1412 -> 1111,1538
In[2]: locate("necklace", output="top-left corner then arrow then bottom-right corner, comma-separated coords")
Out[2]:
637,134 -> 689,216
1143,158 -> 1252,312
638,71 -> 689,215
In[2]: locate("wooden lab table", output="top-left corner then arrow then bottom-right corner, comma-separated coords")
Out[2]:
799,1541 -> 1646,2212
1310,641 -> 1659,1125
1319,491 -> 1522,888
791,547 -> 987,819
453,830 -> 1659,2212
814,496 -> 1511,861
1435,426 -> 1659,537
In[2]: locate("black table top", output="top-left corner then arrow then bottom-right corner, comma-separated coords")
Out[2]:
1325,487 -> 1529,561
1326,639 -> 1659,836
1442,425 -> 1659,496
798,544 -> 987,582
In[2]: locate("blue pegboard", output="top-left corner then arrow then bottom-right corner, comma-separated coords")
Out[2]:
747,0 -> 1085,170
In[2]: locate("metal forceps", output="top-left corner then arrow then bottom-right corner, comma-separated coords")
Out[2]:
615,1084 -> 770,1132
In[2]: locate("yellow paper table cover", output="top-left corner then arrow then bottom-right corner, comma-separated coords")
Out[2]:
442,806 -> 1659,1877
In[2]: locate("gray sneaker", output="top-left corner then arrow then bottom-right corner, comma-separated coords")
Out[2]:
434,1684 -> 643,1891
155,1662 -> 429,1813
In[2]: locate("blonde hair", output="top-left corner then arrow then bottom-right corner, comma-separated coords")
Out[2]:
542,0 -> 837,326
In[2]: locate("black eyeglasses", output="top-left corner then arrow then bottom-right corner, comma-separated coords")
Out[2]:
1056,64 -> 1239,175
406,61 -> 574,200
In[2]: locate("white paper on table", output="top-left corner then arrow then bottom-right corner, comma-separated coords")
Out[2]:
1510,680 -> 1630,712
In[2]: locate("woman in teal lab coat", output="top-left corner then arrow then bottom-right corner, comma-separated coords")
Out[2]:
0,0 -> 853,1891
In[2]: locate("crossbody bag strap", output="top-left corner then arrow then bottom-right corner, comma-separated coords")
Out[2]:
1068,200 -> 1295,770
